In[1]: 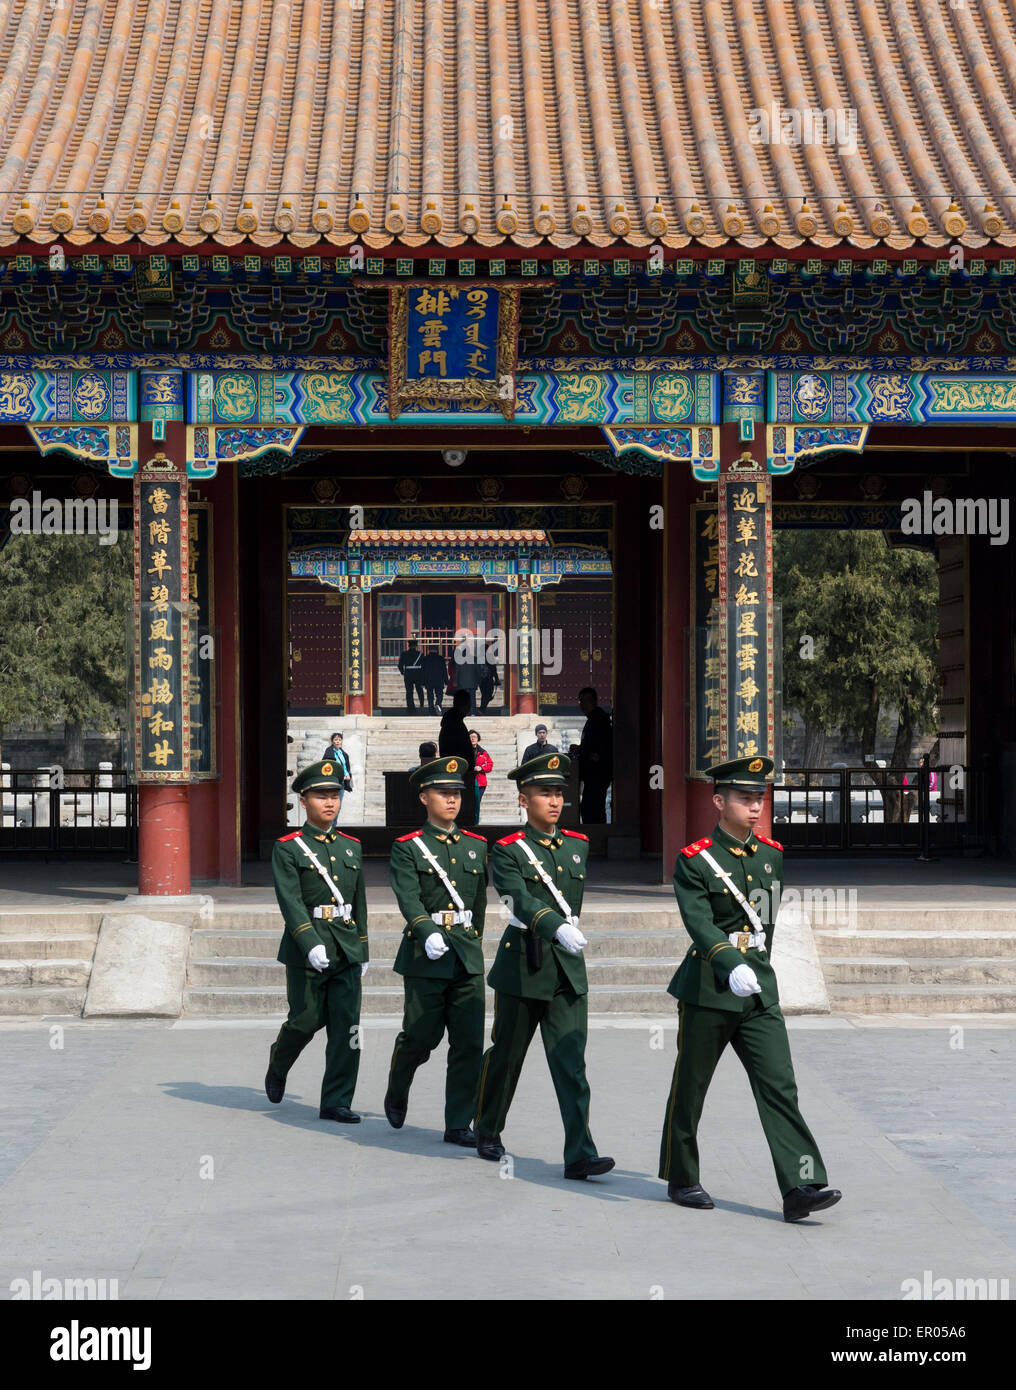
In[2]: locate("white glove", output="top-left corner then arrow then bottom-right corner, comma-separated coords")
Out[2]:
554,921 -> 587,954
728,963 -> 761,996
360,962 -> 369,977
307,944 -> 329,972
424,932 -> 450,961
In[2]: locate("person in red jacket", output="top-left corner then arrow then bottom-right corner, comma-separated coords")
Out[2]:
470,730 -> 493,823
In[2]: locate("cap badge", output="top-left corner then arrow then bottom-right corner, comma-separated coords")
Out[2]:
321,763 -> 333,775
447,759 -> 458,773
748,758 -> 763,773
547,756 -> 560,769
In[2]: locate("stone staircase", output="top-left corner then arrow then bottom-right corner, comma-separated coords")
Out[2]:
0,909 -> 99,1015
183,901 -> 687,1017
816,906 -> 1016,1012
286,715 -> 579,828
376,665 -> 506,712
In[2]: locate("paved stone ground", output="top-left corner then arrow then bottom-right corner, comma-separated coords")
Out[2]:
1,1015 -> 1013,1300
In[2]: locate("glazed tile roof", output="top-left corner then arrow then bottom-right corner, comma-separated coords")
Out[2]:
2,1 -> 1016,251
350,530 -> 549,545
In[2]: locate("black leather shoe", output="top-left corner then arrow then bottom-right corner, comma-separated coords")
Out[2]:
476,1133 -> 505,1161
319,1107 -> 361,1123
667,1183 -> 715,1209
564,1155 -> 616,1180
783,1184 -> 842,1223
264,1068 -> 286,1104
443,1127 -> 478,1147
383,1090 -> 408,1129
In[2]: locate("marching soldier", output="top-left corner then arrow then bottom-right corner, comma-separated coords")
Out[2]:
659,756 -> 842,1222
474,752 -> 614,1180
384,756 -> 488,1145
264,761 -> 368,1123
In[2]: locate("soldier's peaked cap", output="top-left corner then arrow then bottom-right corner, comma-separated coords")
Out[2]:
409,756 -> 466,792
292,760 -> 344,795
708,755 -> 774,788
509,751 -> 571,787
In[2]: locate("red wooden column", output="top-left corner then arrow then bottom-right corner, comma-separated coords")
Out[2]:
134,434 -> 191,895
188,460 -> 242,884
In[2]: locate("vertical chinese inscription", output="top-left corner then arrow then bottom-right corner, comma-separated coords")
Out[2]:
718,476 -> 773,763
516,585 -> 536,696
345,586 -> 364,699
133,463 -> 190,781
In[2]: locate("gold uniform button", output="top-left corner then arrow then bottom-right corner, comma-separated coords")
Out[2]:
557,866 -> 563,871
451,857 -> 456,863
505,941 -> 511,950
747,875 -> 752,882
692,949 -> 697,957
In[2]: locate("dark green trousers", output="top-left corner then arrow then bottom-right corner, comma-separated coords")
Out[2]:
387,957 -> 486,1130
658,998 -> 828,1196
474,980 -> 597,1165
269,959 -> 362,1110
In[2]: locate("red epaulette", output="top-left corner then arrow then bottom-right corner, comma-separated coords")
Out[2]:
395,829 -> 422,842
461,828 -> 487,842
496,831 -> 525,846
755,832 -> 783,851
680,837 -> 713,857
337,831 -> 360,843
561,829 -> 588,841
277,831 -> 302,842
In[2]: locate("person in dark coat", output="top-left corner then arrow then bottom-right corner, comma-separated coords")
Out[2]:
478,653 -> 501,711
398,641 -> 425,713
569,687 -> 613,823
522,724 -> 558,765
439,690 -> 476,824
421,647 -> 447,715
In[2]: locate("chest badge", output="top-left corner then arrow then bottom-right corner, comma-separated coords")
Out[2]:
346,848 -> 353,856
573,854 -> 581,863
764,863 -> 772,872
468,850 -> 476,859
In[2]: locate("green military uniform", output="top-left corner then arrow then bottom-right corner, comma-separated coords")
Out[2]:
268,761 -> 368,1113
659,757 -> 830,1201
386,757 -> 488,1133
474,752 -> 603,1167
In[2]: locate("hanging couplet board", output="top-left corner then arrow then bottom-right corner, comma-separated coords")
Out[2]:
133,458 -> 191,781
387,283 -> 520,420
345,587 -> 365,701
717,468 -> 774,764
689,503 -> 723,778
516,585 -> 537,698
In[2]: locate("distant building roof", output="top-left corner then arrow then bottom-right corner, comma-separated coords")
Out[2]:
348,529 -> 549,545
1,2 -> 1013,250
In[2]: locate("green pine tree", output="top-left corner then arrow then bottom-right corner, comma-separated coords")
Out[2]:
774,529 -> 938,812
0,532 -> 132,771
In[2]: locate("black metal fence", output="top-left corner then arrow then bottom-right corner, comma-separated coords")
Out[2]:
771,765 -> 982,852
0,769 -> 137,855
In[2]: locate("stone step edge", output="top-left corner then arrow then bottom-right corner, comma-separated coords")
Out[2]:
829,982 -> 1016,995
